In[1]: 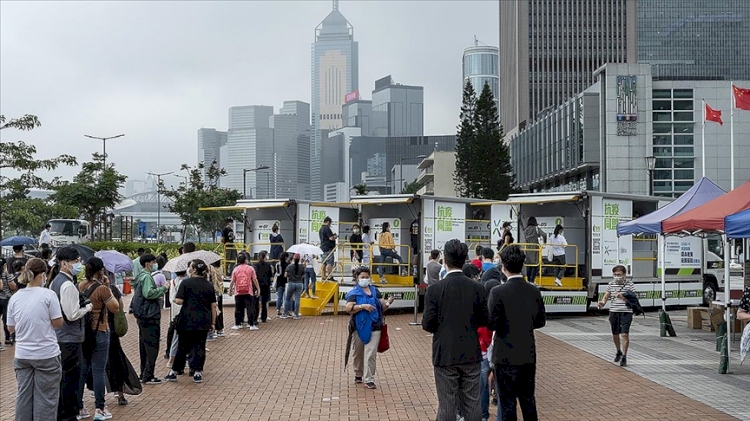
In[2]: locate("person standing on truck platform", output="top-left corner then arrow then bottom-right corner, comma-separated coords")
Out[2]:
597,265 -> 636,367
319,217 -> 337,281
549,225 -> 567,287
222,219 -> 237,276
523,217 -> 547,285
269,224 -> 284,261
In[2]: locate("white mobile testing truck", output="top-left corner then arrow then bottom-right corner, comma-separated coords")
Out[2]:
484,191 -> 726,312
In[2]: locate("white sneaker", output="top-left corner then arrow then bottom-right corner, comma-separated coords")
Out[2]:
554,278 -> 563,286
249,325 -> 259,331
77,408 -> 91,419
231,325 -> 242,330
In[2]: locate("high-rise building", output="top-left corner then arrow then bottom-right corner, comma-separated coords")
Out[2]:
342,92 -> 372,136
499,0 -> 750,134
311,0 -> 359,200
197,128 -> 227,185
371,75 -> 424,137
270,101 -> 312,200
224,106 -> 274,198
637,1 -> 750,81
463,39 -> 499,112
499,0 -> 636,133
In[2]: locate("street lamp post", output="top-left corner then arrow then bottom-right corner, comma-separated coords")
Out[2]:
172,174 -> 188,187
147,171 -> 174,234
243,165 -> 270,199
396,155 -> 427,194
645,155 -> 656,196
84,134 -> 124,168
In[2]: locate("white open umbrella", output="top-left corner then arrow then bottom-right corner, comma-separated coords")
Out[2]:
163,250 -> 222,273
286,243 -> 324,256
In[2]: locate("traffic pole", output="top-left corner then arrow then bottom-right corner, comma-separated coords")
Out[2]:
409,284 -> 420,326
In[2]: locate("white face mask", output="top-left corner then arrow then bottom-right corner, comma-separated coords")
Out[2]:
358,278 -> 371,288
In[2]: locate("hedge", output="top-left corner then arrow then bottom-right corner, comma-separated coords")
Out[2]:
85,241 -> 224,259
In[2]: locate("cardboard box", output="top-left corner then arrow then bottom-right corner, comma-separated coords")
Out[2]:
687,307 -> 704,329
700,309 -> 714,332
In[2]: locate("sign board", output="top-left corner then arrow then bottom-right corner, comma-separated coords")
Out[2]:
421,199 -> 435,268
663,237 -> 703,271
433,201 -> 466,252
591,197 -> 632,273
344,90 -> 360,104
490,204 -> 516,248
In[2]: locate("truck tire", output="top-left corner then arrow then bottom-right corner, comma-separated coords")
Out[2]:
702,277 -> 718,307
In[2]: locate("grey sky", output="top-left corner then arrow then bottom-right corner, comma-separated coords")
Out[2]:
0,0 -> 498,187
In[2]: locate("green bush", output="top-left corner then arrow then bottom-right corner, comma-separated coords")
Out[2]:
85,241 -> 223,259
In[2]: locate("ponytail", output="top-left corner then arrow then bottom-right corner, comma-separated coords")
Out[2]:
18,258 -> 47,286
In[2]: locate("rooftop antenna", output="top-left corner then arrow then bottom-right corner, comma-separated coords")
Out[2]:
333,0 -> 339,11
474,35 -> 479,46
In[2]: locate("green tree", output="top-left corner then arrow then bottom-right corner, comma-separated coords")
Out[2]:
401,179 -> 423,195
352,184 -> 368,196
454,81 -> 481,197
453,82 -> 515,200
473,82 -> 514,200
161,162 -> 241,242
0,114 -> 78,236
52,153 -> 127,239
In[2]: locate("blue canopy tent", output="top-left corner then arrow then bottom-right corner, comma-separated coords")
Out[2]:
616,177 -> 725,311
726,208 -> 750,239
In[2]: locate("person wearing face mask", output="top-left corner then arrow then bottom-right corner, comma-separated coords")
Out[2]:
349,224 -> 364,266
130,253 -> 169,385
345,267 -> 394,390
597,265 -> 635,367
7,258 -> 64,421
487,245 -> 546,421
283,254 -> 305,320
49,247 -> 93,421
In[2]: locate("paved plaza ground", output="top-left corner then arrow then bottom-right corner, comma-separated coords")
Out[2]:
0,306 -> 746,420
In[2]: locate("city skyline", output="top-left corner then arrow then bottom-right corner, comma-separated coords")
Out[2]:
0,1 -> 498,188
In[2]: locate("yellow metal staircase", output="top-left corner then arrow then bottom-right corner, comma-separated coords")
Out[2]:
299,281 -> 339,316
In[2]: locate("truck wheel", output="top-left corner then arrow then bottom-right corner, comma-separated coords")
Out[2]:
702,281 -> 717,307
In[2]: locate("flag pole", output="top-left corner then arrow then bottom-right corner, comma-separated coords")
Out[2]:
730,82 -> 735,190
701,98 -> 706,177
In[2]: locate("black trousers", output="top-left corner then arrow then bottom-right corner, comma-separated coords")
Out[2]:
259,285 -> 271,322
0,297 -> 10,342
58,342 -> 82,421
234,295 -> 256,326
165,318 -> 177,358
494,363 -> 538,421
433,363 -> 482,421
172,329 -> 208,372
137,318 -> 160,380
215,294 -> 224,331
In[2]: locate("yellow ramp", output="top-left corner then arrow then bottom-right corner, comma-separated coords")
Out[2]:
299,281 -> 339,316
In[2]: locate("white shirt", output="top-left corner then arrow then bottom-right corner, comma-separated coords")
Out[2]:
361,233 -> 372,261
169,276 -> 184,321
59,272 -> 92,322
39,229 -> 52,245
549,234 -> 567,257
7,287 -> 63,360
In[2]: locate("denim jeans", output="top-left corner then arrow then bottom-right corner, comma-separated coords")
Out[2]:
304,267 -> 316,295
480,359 -> 490,420
377,249 -> 403,278
79,331 -> 110,410
284,282 -> 304,316
276,285 -> 286,313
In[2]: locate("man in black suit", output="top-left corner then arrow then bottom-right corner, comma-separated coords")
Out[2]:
488,245 -> 546,421
422,239 -> 489,421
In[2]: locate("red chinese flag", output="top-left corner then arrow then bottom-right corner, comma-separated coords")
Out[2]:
705,103 -> 723,125
733,84 -> 750,111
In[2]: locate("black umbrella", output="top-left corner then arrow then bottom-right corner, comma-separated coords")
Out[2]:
56,243 -> 96,263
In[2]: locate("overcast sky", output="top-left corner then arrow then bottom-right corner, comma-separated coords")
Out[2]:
0,0 -> 498,188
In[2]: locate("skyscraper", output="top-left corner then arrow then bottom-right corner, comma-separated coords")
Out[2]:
224,106 -> 274,198
197,128 -> 227,185
271,101 -> 312,200
463,39 -> 499,112
499,0 -> 636,133
311,0 -> 359,200
371,75 -> 424,137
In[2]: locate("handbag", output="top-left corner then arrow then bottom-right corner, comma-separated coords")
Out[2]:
377,322 -> 390,353
113,308 -> 128,337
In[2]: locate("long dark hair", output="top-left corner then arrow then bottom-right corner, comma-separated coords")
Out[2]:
85,257 -> 105,282
293,253 -> 301,273
381,222 -> 390,233
553,224 -> 564,238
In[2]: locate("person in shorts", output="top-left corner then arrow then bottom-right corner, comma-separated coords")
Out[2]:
598,265 -> 635,367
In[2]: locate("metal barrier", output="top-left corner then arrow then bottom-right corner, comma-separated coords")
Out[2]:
514,242 -> 581,288
329,242 -> 413,283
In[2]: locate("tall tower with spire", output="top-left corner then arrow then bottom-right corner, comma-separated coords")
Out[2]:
311,0 -> 358,200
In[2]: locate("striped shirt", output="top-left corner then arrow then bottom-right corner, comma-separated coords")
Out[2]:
606,279 -> 635,313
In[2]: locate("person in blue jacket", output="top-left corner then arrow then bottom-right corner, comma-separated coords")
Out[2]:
345,267 -> 394,390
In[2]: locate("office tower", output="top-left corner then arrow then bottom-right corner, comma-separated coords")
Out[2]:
270,101 -> 312,200
499,0 -> 637,132
311,0 -> 359,200
637,1 -> 750,81
225,106 -> 274,197
463,38 -> 499,112
197,128 -> 227,185
342,92 -> 372,136
371,75 -> 424,137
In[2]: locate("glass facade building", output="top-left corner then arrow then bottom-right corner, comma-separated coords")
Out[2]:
651,89 -> 696,196
371,75 -> 424,138
638,0 -> 750,81
462,44 -> 499,112
311,1 -> 359,200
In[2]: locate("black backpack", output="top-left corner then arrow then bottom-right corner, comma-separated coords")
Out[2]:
82,282 -> 106,355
